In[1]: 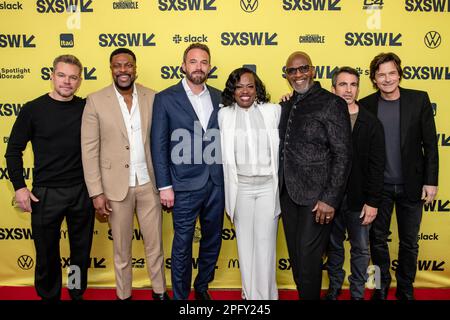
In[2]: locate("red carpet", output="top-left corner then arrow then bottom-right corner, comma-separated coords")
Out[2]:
0,286 -> 449,300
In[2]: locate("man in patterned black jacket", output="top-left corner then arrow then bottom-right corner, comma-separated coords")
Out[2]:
279,51 -> 352,300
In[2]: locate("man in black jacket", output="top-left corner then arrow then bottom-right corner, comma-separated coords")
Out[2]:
324,67 -> 385,300
359,52 -> 439,300
279,52 -> 352,300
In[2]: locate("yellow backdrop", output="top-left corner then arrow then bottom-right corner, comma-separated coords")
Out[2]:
1,0 -> 449,290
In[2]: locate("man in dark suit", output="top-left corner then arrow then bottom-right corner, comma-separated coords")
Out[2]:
359,52 -> 439,300
151,43 -> 224,300
279,51 -> 352,300
324,67 -> 385,301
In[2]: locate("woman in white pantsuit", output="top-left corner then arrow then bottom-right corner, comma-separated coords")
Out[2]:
218,67 -> 281,300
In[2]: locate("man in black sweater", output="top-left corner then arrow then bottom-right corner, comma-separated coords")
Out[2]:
5,55 -> 95,301
359,53 -> 439,300
324,67 -> 385,300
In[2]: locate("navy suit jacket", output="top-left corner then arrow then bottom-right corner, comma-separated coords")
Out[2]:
151,81 -> 223,192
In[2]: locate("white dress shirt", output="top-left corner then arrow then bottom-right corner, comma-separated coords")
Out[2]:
182,77 -> 213,131
114,84 -> 150,187
234,103 -> 272,176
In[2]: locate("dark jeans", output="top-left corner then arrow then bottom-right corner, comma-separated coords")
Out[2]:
280,185 -> 331,300
30,183 -> 95,301
369,183 -> 423,296
327,197 -> 370,299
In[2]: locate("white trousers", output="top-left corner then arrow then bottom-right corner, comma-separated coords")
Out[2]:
234,175 -> 279,300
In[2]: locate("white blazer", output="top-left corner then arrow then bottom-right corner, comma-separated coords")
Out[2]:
218,102 -> 281,222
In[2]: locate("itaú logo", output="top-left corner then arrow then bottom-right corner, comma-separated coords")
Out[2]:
17,255 -> 34,270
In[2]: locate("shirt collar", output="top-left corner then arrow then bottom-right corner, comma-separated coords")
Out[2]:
182,78 -> 208,97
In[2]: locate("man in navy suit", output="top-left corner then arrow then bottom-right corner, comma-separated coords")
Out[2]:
360,52 -> 439,300
151,43 -> 224,300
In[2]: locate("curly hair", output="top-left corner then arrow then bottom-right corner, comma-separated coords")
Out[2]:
221,67 -> 270,107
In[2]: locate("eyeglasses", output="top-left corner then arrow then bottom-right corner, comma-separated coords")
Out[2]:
286,65 -> 313,75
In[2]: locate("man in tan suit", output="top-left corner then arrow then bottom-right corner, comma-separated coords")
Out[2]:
81,48 -> 169,300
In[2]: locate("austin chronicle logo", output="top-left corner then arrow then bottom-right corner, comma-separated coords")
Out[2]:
424,31 -> 441,49
18,255 -> 34,270
240,0 -> 258,13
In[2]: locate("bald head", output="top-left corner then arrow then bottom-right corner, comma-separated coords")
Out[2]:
286,51 -> 312,67
285,51 -> 315,94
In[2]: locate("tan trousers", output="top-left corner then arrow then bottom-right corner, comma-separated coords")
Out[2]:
109,182 -> 166,299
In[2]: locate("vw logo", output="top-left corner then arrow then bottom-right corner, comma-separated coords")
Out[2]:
424,31 -> 441,49
17,255 -> 34,270
240,0 -> 258,13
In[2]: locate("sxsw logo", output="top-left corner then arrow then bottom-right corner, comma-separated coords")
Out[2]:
0,1 -> 23,10
60,33 -> 74,48
158,0 -> 216,11
113,0 -> 139,9
0,34 -> 35,48
363,0 -> 383,9
405,0 -> 450,12
0,228 -> 33,240
403,66 -> 450,80
221,228 -> 236,240
60,256 -> 106,268
345,32 -> 402,46
41,66 -> 97,80
424,199 -> 450,212
241,0 -> 258,13
0,103 -> 23,117
165,257 -> 218,270
172,33 -> 208,44
281,65 -> 338,79
282,0 -> 341,11
393,259 -> 445,271
221,32 -> 278,46
0,167 -> 33,180
98,33 -> 156,47
160,65 -> 218,79
36,0 -> 93,13
437,133 -> 450,146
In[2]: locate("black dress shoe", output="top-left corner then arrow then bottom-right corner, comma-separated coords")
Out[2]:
351,297 -> 364,300
322,288 -> 341,300
195,291 -> 212,300
371,288 -> 388,300
152,291 -> 171,300
395,291 -> 415,300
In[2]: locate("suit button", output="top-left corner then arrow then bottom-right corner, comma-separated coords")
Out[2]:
125,164 -> 129,168
125,146 -> 129,150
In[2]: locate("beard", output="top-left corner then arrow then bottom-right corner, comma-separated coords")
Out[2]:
114,73 -> 136,91
186,70 -> 207,85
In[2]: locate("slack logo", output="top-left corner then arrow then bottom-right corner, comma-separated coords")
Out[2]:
60,33 -> 74,48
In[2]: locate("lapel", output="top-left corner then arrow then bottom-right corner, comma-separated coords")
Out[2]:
174,81 -> 201,127
206,85 -> 220,130
136,84 -> 149,144
225,105 -> 237,168
399,87 -> 412,150
106,84 -> 129,141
